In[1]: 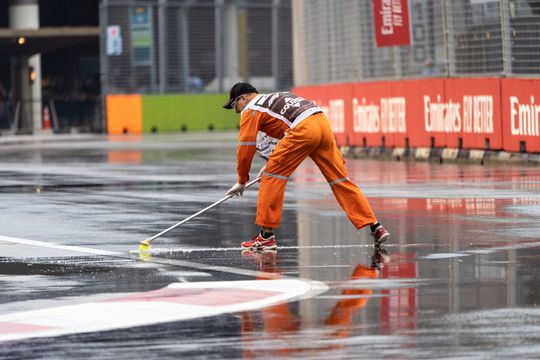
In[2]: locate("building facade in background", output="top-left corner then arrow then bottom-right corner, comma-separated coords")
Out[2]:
0,0 -> 99,134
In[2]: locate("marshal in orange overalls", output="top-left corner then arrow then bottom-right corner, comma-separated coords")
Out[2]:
235,91 -> 378,230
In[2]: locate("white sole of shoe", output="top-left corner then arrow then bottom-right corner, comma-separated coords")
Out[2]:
375,233 -> 390,245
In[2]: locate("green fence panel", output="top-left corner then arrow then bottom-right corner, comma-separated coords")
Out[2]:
142,94 -> 239,133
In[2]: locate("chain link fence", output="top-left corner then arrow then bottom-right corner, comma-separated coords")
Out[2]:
100,0 -> 293,95
294,0 -> 540,86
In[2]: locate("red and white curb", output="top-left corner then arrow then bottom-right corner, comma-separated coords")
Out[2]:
0,279 -> 327,342
0,235 -> 328,342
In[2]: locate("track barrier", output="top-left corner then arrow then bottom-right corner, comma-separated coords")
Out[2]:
293,78 -> 540,154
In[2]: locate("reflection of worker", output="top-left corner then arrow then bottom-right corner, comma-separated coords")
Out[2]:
241,249 -> 300,358
324,247 -> 389,339
240,247 -> 389,357
223,82 -> 390,250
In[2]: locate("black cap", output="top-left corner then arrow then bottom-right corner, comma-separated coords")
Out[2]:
223,82 -> 258,109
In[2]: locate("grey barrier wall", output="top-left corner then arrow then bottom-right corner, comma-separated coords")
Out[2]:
293,0 -> 540,86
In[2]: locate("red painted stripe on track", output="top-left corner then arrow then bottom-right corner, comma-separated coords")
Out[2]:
106,287 -> 280,306
0,322 -> 57,335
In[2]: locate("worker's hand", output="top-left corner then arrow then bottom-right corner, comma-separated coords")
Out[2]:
227,182 -> 246,196
257,166 -> 266,181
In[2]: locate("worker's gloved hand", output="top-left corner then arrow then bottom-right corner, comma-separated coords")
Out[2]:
227,182 -> 246,196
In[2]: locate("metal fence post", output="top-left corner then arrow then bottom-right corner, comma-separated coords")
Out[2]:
442,0 -> 455,76
99,0 -> 108,133
180,7 -> 190,92
149,5 -> 157,93
394,47 -> 403,79
215,0 -> 224,93
272,0 -> 281,91
158,0 -> 167,93
500,0 -> 512,75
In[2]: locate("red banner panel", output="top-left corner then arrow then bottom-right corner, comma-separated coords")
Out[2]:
325,83 -> 354,145
350,79 -> 445,148
351,81 -> 393,147
444,78 -> 503,150
297,80 -> 452,148
293,83 -> 353,145
501,79 -> 540,153
372,0 -> 411,47
295,78 -> 540,154
393,79 -> 446,148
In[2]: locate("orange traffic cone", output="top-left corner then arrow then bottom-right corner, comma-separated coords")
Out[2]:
43,105 -> 51,130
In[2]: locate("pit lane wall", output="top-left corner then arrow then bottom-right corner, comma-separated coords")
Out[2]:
293,78 -> 540,154
106,94 -> 239,135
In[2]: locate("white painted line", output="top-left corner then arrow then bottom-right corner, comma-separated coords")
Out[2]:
139,243 -> 374,255
0,235 -> 121,257
334,278 -> 432,290
0,235 -> 329,342
421,240 -> 540,260
465,240 -> 540,254
0,235 -> 273,278
0,279 -> 328,342
421,253 -> 470,260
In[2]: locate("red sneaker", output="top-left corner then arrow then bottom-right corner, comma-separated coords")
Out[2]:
241,233 -> 277,250
372,225 -> 390,245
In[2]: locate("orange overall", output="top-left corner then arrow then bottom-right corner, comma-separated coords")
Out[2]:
236,93 -> 377,230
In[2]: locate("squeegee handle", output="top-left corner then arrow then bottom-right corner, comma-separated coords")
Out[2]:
146,177 -> 261,243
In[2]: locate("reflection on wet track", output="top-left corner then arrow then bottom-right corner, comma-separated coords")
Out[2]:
1,133 -> 540,359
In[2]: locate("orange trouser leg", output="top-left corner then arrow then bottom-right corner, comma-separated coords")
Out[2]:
255,119 -> 320,229
256,113 -> 377,230
309,114 -> 377,230
256,176 -> 287,228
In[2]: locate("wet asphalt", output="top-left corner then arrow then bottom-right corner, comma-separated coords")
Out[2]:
1,132 -> 540,359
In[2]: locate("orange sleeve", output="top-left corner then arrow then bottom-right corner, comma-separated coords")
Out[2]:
236,110 -> 260,184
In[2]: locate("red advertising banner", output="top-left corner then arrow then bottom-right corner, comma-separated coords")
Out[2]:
445,78 -> 503,150
393,79 -> 446,148
325,83 -> 354,146
351,81 -> 394,147
294,78 -> 540,154
372,0 -> 411,47
350,79 -> 445,148
501,79 -> 540,153
293,83 -> 352,145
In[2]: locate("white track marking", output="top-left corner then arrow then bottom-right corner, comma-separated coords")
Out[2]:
0,234 -> 329,342
421,240 -> 540,260
135,243 -> 374,255
0,279 -> 327,342
0,235 -> 271,278
0,235 -> 120,256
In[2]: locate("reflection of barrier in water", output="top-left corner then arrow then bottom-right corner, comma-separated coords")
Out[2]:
380,252 -> 417,333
